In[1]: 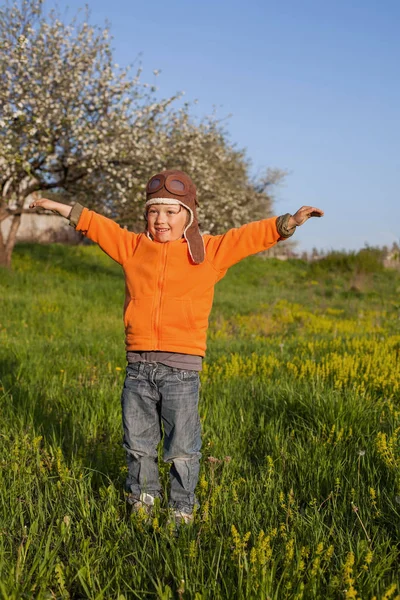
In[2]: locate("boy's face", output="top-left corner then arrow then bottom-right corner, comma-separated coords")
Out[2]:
147,204 -> 189,243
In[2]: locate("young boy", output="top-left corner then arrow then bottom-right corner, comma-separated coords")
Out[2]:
30,169 -> 323,523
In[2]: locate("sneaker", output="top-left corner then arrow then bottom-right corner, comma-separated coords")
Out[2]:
169,503 -> 195,526
128,492 -> 157,516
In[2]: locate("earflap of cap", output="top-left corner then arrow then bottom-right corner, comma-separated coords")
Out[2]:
184,222 -> 205,264
179,203 -> 204,264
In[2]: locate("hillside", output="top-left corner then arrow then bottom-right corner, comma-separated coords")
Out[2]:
1,243 -> 400,599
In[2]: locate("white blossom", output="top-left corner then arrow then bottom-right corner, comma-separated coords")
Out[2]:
0,0 -> 280,267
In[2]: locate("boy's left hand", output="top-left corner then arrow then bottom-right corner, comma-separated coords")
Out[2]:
288,206 -> 324,229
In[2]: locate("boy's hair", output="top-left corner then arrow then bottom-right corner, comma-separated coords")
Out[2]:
145,202 -> 191,225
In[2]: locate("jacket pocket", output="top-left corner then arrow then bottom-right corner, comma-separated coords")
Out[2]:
161,298 -> 196,340
124,296 -> 154,339
124,299 -> 134,327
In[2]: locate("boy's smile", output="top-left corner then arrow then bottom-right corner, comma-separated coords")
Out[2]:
147,204 -> 189,243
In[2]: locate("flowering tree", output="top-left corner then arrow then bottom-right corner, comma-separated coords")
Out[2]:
104,105 -> 282,235
0,0 -> 283,267
0,0 -> 178,267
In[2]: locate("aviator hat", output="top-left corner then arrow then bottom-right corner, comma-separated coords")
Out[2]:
145,169 -> 205,264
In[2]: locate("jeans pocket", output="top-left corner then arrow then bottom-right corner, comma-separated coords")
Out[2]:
126,363 -> 141,380
174,369 -> 199,383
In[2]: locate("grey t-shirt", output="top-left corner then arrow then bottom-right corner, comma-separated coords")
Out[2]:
126,351 -> 203,371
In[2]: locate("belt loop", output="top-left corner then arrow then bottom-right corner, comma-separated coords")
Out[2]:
151,362 -> 158,382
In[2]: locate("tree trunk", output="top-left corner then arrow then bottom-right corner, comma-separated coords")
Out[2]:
0,229 -> 7,268
0,214 -> 22,268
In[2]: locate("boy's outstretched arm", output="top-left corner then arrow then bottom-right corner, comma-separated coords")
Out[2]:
29,198 -> 72,219
30,198 -> 138,265
205,206 -> 324,271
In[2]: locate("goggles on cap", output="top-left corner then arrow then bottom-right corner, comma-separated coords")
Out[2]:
146,173 -> 188,196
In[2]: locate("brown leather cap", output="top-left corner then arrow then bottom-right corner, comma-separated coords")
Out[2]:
145,170 -> 205,264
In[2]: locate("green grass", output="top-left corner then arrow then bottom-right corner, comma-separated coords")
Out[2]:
1,243 -> 400,599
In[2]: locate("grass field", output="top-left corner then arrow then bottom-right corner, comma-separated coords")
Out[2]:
1,243 -> 400,599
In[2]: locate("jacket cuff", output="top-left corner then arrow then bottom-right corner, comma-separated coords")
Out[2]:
276,213 -> 296,239
69,202 -> 85,228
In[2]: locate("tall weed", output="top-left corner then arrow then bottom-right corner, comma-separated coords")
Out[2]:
0,244 -> 400,598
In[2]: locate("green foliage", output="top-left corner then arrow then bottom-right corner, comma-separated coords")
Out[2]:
311,246 -> 385,275
1,244 -> 400,598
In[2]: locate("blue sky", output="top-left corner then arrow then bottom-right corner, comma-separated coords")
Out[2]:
46,0 -> 400,252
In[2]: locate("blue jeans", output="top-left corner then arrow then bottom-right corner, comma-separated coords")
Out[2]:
121,361 -> 201,510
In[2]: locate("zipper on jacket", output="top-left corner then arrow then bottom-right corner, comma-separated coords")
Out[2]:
154,243 -> 168,348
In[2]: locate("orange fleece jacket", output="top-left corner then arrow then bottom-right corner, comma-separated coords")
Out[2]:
75,208 -> 282,356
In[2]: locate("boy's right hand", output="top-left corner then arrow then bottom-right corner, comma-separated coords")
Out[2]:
29,197 -> 52,210
29,198 -> 72,219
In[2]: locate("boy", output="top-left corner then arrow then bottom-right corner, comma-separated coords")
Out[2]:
30,169 -> 323,523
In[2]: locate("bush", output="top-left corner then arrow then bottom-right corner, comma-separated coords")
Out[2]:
311,246 -> 385,275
